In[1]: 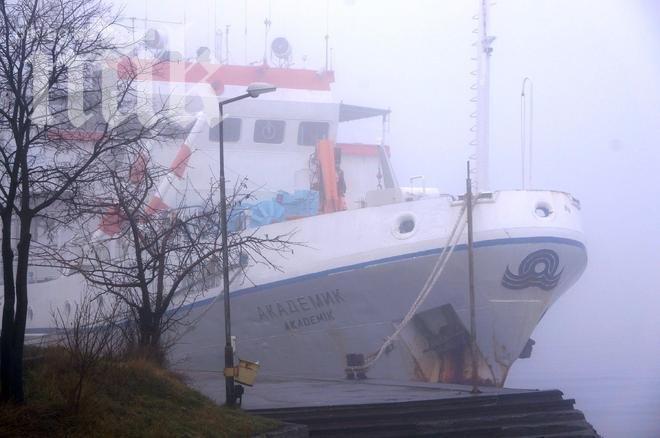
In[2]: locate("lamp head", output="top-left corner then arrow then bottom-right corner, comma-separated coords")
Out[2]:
246,82 -> 276,98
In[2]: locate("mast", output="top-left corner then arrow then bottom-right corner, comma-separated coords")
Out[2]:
466,161 -> 480,394
475,0 -> 494,191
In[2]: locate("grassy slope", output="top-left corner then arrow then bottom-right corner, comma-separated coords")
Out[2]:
0,348 -> 278,437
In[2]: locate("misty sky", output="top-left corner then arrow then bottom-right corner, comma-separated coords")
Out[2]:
120,1 -> 660,435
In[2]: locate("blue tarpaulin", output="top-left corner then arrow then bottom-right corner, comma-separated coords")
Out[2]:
235,190 -> 320,229
276,190 -> 320,218
249,200 -> 286,227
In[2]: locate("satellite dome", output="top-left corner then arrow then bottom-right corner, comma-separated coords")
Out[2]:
271,37 -> 292,60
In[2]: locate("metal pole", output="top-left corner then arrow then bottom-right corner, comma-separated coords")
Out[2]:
466,161 -> 480,394
475,0 -> 493,192
324,0 -> 329,71
218,103 -> 235,407
521,77 -> 534,190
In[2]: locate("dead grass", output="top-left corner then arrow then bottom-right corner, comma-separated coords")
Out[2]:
0,347 -> 279,437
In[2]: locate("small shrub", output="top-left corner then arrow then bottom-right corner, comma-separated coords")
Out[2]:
52,296 -> 124,414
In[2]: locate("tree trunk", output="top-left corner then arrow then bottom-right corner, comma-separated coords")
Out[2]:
138,308 -> 153,356
136,308 -> 165,362
0,213 -> 29,403
150,316 -> 162,362
9,217 -> 33,403
0,214 -> 16,402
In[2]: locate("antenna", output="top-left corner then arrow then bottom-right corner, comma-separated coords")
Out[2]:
263,1 -> 272,65
472,0 -> 495,192
225,25 -> 231,64
213,0 -> 217,60
123,15 -> 183,61
244,0 -> 248,64
324,0 -> 330,71
521,77 -> 534,189
271,37 -> 292,67
213,7 -> 224,63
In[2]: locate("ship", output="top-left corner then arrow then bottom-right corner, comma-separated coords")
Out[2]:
18,4 -> 587,388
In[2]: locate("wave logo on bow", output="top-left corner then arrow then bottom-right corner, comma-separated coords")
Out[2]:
502,249 -> 563,291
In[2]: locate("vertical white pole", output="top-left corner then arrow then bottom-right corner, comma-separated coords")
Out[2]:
476,0 -> 493,192
521,77 -> 534,190
528,80 -> 534,189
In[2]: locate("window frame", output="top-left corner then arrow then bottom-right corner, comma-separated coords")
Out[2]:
210,117 -> 242,143
253,119 -> 286,144
297,121 -> 330,146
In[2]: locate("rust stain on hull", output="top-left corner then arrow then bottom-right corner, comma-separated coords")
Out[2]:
400,304 -> 503,387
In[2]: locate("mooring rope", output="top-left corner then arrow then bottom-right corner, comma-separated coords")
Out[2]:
347,196 -> 475,374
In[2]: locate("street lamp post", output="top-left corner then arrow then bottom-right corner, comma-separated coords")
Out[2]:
218,83 -> 275,407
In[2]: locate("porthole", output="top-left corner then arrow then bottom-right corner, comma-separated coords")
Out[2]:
534,202 -> 553,218
392,213 -> 418,239
399,218 -> 415,234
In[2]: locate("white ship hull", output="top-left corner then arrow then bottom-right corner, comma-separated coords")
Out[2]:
168,189 -> 587,386
22,189 -> 586,386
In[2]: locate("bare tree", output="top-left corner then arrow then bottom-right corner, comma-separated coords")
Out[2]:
52,294 -> 123,413
44,147 -> 294,363
0,0 -> 178,402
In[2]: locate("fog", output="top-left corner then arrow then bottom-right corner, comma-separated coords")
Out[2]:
121,1 -> 660,435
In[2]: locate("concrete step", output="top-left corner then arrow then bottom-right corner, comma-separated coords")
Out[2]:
256,398 -> 575,425
303,411 -> 591,437
252,390 -> 566,419
251,389 -> 600,438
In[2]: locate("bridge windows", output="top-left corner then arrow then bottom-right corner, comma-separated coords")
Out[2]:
297,121 -> 329,146
207,119 -> 331,146
209,117 -> 242,142
254,119 -> 285,144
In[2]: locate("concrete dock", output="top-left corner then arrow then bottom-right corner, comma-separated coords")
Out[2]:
186,372 -> 601,437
